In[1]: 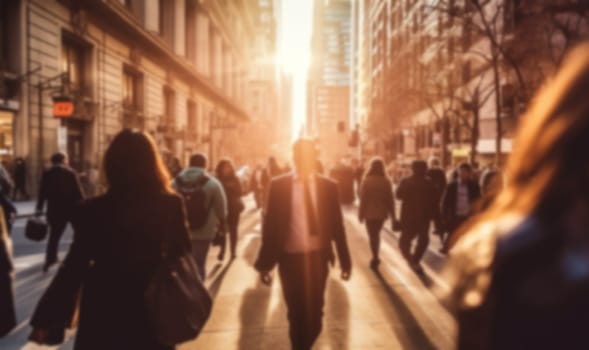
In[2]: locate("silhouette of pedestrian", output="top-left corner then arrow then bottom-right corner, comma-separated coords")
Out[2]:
36,152 -> 84,272
358,157 -> 395,269
173,153 -> 227,280
396,160 -> 436,273
426,157 -> 447,242
29,129 -> 192,349
440,163 -> 481,253
255,138 -> 352,350
215,159 -> 244,261
0,207 -> 16,337
12,157 -> 30,200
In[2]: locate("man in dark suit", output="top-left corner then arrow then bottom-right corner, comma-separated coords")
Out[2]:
255,139 -> 352,350
440,162 -> 481,253
396,160 -> 436,273
36,152 -> 84,272
426,157 -> 447,242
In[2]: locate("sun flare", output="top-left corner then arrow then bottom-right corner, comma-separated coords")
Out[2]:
278,0 -> 314,141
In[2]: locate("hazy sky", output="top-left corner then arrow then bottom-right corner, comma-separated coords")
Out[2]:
279,0 -> 314,140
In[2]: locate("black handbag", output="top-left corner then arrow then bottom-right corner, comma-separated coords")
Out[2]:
144,239 -> 212,346
25,217 -> 49,242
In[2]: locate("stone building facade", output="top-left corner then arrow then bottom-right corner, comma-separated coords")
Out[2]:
1,0 -> 278,193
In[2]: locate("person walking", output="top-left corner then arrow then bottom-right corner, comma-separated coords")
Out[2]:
251,164 -> 267,209
395,160 -> 436,273
174,153 -> 227,280
28,130 -> 192,349
479,168 -> 504,211
0,163 -> 13,198
358,157 -> 395,269
448,43 -> 589,350
215,159 -> 244,261
440,163 -> 481,253
330,160 -> 356,205
427,157 -> 447,242
12,157 -> 30,201
36,152 -> 84,272
255,139 -> 352,350
0,207 -> 16,337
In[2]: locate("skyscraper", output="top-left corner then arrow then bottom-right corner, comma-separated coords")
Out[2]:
308,0 -> 352,162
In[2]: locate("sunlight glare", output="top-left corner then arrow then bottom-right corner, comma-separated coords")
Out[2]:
279,0 -> 314,141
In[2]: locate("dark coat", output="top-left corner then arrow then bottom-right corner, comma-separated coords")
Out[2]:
219,176 -> 243,219
0,208 -> 16,337
452,216 -> 589,350
441,180 -> 482,222
0,195 -> 16,231
395,175 -> 436,231
358,175 -> 395,221
330,165 -> 356,205
13,160 -> 26,187
427,168 -> 447,200
36,165 -> 84,223
31,192 -> 191,350
254,174 -> 352,273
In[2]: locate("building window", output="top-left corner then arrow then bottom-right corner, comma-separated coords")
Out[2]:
122,68 -> 143,111
187,100 -> 197,132
186,0 -> 196,62
61,38 -> 87,93
158,0 -> 174,46
163,87 -> 175,125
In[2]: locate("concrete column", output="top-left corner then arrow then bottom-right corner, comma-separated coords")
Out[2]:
196,12 -> 210,75
173,0 -> 186,56
213,33 -> 223,88
144,0 -> 159,32
224,47 -> 233,97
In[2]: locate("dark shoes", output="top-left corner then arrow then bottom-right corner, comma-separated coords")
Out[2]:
43,259 -> 57,273
409,262 -> 424,274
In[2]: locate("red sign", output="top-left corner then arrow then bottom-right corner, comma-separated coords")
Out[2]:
53,100 -> 74,118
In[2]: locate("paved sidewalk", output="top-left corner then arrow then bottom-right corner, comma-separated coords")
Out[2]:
180,208 -> 455,350
14,200 -> 37,219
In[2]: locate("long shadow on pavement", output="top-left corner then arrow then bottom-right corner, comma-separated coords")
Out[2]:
207,260 -> 234,299
326,279 -> 350,350
373,269 -> 438,350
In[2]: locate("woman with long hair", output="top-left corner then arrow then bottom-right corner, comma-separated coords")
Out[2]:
29,129 -> 191,349
215,159 -> 243,260
448,44 -> 589,349
358,157 -> 395,269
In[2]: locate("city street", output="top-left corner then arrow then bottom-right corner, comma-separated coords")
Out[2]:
2,199 -> 456,350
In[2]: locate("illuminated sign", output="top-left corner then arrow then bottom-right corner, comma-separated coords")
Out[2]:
53,97 -> 74,118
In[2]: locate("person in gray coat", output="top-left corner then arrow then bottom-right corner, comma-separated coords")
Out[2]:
358,158 -> 396,269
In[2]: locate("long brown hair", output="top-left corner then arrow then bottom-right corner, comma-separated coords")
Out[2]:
448,44 -> 589,310
103,129 -> 173,195
451,44 -> 589,250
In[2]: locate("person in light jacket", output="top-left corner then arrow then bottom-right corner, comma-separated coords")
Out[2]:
173,153 -> 227,280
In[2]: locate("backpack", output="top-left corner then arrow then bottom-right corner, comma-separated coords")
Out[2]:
176,175 -> 211,230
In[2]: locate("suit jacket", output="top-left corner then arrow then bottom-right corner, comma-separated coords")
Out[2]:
31,192 -> 191,350
441,180 -> 482,222
427,168 -> 447,200
396,175 -> 437,231
254,174 -> 352,273
36,165 -> 84,222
